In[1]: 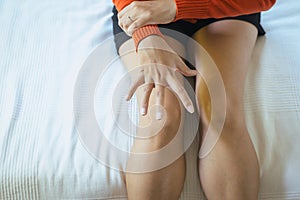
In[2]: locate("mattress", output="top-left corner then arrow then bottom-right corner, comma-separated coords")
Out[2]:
0,0 -> 299,199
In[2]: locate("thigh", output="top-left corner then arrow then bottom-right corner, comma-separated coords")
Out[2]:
193,20 -> 258,143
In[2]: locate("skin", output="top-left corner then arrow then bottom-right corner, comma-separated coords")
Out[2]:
118,0 -> 176,36
119,35 -> 188,200
117,1 -> 260,199
194,20 -> 260,200
125,36 -> 197,119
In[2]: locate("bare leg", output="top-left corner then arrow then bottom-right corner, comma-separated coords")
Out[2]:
118,37 -> 186,200
193,20 -> 260,200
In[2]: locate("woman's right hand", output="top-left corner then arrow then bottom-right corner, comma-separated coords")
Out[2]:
118,0 -> 177,36
126,35 -> 197,119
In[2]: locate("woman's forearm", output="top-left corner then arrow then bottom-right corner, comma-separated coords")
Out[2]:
113,0 -> 276,19
112,0 -> 276,48
112,0 -> 163,49
132,25 -> 163,49
175,0 -> 276,20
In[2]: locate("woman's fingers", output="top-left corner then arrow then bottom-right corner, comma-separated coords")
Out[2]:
155,84 -> 165,120
168,77 -> 194,113
140,67 -> 154,116
118,4 -> 137,36
119,15 -> 146,36
126,21 -> 139,36
118,16 -> 134,36
117,2 -> 133,20
126,75 -> 144,101
139,83 -> 165,120
140,83 -> 154,116
125,14 -> 156,36
126,69 -> 155,117
118,0 -> 177,26
175,58 -> 198,77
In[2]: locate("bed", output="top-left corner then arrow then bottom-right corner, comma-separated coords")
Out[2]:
0,0 -> 299,199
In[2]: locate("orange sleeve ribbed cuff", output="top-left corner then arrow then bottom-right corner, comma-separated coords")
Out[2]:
174,0 -> 210,21
132,25 -> 164,50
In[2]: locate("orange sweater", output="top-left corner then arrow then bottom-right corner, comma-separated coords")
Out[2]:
113,0 -> 276,48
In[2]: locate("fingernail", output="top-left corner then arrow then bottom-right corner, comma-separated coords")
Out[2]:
156,111 -> 163,120
187,105 -> 194,113
191,70 -> 198,75
141,107 -> 146,115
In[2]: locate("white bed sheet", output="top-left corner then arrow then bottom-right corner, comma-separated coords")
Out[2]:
246,0 -> 300,198
0,0 -> 299,199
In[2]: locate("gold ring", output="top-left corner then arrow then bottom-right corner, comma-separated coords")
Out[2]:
128,16 -> 134,22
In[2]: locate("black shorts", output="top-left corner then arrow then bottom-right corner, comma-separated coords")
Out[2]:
112,7 -> 265,51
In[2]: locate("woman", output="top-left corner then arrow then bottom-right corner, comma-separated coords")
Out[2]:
112,0 -> 276,199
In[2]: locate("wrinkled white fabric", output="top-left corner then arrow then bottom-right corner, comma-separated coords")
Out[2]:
0,0 -> 299,199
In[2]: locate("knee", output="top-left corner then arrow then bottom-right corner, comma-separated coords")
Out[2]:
222,95 -> 247,133
150,106 -> 182,149
198,88 -> 246,134
163,102 -> 182,129
129,106 -> 183,169
134,87 -> 184,152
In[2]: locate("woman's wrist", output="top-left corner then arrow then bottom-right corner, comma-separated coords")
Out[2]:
132,25 -> 164,50
174,0 -> 210,21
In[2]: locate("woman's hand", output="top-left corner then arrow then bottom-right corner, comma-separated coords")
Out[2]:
126,35 -> 197,119
118,0 -> 177,36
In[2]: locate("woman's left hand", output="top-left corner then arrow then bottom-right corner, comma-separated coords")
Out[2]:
126,35 -> 197,119
118,0 -> 177,36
